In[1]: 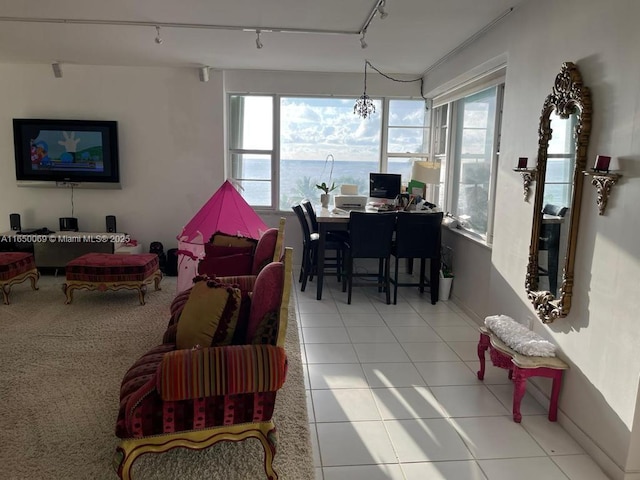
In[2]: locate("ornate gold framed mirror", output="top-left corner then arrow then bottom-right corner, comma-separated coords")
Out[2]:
526,62 -> 592,323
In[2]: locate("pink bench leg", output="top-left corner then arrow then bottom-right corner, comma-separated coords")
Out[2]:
512,367 -> 526,423
548,370 -> 563,421
512,366 -> 564,423
477,332 -> 490,380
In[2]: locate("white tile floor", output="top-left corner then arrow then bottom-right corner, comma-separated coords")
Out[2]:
293,273 -> 611,480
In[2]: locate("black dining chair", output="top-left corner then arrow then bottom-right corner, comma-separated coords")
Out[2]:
302,199 -> 350,244
390,212 -> 444,305
343,211 -> 397,305
292,204 -> 345,292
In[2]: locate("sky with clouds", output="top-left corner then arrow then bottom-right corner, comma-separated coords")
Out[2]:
240,96 -> 427,162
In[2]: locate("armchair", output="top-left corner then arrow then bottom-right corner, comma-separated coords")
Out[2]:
114,247 -> 293,480
197,217 -> 285,279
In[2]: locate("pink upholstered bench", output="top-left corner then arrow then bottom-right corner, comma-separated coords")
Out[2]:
477,326 -> 568,423
0,252 -> 39,305
63,253 -> 162,305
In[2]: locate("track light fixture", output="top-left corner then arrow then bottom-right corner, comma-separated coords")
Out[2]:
360,33 -> 368,49
377,0 -> 389,19
353,60 -> 375,119
154,25 -> 163,44
255,29 -> 263,49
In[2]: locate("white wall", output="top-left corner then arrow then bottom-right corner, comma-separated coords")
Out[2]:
423,0 -> 640,477
0,65 -> 227,250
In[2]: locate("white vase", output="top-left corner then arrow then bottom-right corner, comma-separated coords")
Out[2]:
439,276 -> 453,301
320,193 -> 330,208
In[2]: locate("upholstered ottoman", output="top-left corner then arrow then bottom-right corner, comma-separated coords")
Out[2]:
63,253 -> 162,305
0,252 -> 39,305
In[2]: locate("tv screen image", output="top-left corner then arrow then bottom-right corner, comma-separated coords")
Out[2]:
369,173 -> 402,200
13,119 -> 120,188
30,130 -> 105,173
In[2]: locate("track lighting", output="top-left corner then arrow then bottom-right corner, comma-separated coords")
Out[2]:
154,25 -> 163,44
360,33 -> 368,49
377,0 -> 389,19
255,29 -> 263,49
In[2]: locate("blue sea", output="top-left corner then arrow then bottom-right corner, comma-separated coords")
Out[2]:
239,158 -> 413,209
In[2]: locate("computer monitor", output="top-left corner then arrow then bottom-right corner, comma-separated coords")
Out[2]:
369,173 -> 402,202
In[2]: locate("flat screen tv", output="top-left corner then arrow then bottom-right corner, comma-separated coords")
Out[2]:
13,118 -> 120,188
369,173 -> 401,200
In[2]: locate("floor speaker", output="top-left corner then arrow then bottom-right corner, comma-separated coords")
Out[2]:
106,215 -> 117,233
10,213 -> 21,231
59,217 -> 79,232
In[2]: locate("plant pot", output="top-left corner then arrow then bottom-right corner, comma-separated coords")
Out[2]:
439,274 -> 453,301
320,193 -> 330,208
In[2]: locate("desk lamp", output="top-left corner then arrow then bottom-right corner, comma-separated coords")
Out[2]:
410,160 -> 441,201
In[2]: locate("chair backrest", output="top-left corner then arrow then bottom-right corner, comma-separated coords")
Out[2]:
301,200 -> 318,233
348,211 -> 397,258
251,217 -> 286,274
394,212 -> 444,259
292,204 -> 313,246
543,204 -> 568,217
245,247 -> 293,347
272,217 -> 286,262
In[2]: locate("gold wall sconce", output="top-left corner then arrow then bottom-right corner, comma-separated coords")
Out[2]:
583,156 -> 622,215
513,157 -> 537,201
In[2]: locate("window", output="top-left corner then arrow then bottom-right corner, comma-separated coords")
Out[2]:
279,97 -> 382,210
228,95 -> 274,206
228,94 -> 427,210
386,99 -> 431,185
432,81 -> 504,241
544,113 -> 575,207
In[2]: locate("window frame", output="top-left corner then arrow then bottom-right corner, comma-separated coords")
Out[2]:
227,93 -> 428,211
430,69 -> 505,244
227,93 -> 277,208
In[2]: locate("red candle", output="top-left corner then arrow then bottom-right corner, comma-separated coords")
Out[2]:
594,155 -> 611,172
517,157 -> 528,169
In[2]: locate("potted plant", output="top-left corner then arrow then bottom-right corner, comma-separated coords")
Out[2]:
439,245 -> 454,300
316,154 -> 337,208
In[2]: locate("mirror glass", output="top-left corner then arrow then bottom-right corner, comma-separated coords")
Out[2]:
526,62 -> 591,323
537,112 -> 574,297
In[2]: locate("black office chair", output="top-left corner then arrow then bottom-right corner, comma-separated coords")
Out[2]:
343,211 -> 397,305
390,212 -> 444,305
292,204 -> 345,292
539,204 -> 568,295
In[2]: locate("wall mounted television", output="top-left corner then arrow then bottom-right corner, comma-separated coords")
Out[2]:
13,118 -> 121,189
369,173 -> 402,201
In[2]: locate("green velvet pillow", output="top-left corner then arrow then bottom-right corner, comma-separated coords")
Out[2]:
176,280 -> 241,350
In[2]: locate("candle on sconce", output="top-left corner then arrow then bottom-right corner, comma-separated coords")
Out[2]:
517,157 -> 528,169
594,155 -> 611,172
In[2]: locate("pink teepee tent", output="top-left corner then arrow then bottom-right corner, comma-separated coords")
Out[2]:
176,180 -> 268,292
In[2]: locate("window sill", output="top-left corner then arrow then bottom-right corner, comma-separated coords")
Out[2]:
443,225 -> 492,251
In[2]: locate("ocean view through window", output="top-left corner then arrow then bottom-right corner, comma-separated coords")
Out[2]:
228,94 -> 428,210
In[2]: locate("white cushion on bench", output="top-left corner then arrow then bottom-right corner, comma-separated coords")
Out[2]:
484,315 -> 556,357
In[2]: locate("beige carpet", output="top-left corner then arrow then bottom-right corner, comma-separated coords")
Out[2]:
0,275 -> 314,480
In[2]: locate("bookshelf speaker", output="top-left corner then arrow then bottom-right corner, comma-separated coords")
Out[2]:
106,215 -> 117,233
9,213 -> 21,231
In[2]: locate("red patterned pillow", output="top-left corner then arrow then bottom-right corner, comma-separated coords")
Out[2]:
198,253 -> 253,277
204,243 -> 254,258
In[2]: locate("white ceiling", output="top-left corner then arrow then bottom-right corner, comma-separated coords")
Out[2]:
0,0 -> 518,74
